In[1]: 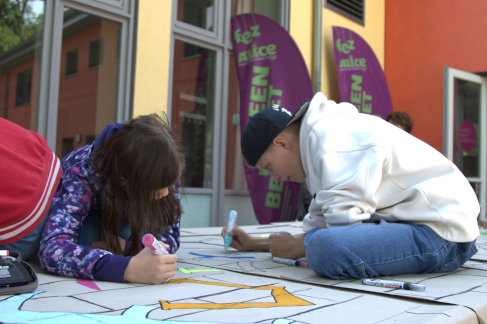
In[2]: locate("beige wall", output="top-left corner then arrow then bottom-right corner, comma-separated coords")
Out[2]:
290,0 -> 385,102
133,0 -> 172,117
289,0 -> 314,75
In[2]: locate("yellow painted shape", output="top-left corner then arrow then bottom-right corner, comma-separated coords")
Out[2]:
160,279 -> 313,310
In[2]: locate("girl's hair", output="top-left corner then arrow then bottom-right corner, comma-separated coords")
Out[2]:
91,113 -> 184,256
386,111 -> 414,133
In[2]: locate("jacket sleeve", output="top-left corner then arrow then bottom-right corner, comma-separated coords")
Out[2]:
303,145 -> 390,231
38,162 -> 110,280
89,180 -> 183,283
156,179 -> 182,253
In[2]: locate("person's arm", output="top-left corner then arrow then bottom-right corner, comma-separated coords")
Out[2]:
269,232 -> 306,259
222,225 -> 270,252
39,155 -> 112,280
222,226 -> 306,259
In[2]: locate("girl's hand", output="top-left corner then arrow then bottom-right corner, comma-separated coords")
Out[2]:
221,225 -> 269,252
123,242 -> 178,284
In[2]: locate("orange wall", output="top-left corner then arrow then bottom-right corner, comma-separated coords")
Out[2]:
385,0 -> 487,152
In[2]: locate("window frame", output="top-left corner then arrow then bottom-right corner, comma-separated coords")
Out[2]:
325,0 -> 365,26
168,0 -> 290,227
15,68 -> 33,107
65,48 -> 79,76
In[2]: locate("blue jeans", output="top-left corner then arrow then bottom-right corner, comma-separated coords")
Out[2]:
0,215 -> 48,261
303,219 -> 478,279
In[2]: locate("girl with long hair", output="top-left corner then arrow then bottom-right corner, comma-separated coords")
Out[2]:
39,114 -> 184,284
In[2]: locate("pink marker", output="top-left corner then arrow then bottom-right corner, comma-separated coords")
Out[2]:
142,234 -> 169,255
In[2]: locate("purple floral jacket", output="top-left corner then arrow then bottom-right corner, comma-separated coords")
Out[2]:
39,144 -> 181,282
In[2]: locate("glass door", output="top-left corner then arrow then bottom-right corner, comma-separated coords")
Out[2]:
43,0 -> 134,151
170,0 -> 289,227
55,7 -> 122,158
0,0 -> 46,130
444,66 -> 487,222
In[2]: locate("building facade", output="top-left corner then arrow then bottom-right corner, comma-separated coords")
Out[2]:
1,0 -> 394,227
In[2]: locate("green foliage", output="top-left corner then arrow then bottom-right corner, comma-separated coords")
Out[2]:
0,25 -> 21,53
0,0 -> 43,55
0,0 -> 23,34
24,12 -> 43,39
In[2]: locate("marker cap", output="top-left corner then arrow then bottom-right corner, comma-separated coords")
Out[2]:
142,234 -> 169,255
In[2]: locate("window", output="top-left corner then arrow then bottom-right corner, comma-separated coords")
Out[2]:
171,41 -> 216,188
15,69 -> 32,107
325,0 -> 365,26
89,38 -> 104,68
56,9 -> 121,159
178,0 -> 215,31
66,48 -> 78,76
171,0 -> 289,228
85,134 -> 97,145
62,137 -> 74,158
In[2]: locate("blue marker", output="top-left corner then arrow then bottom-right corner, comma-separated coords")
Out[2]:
224,210 -> 238,250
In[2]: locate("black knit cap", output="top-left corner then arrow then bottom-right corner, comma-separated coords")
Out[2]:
241,101 -> 310,167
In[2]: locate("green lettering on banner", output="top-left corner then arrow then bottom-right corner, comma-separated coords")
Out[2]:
248,66 -> 274,117
351,74 -> 362,90
242,31 -> 252,44
250,25 -> 261,38
250,86 -> 267,102
238,52 -> 249,63
267,44 -> 276,59
259,169 -> 268,176
251,66 -> 269,86
349,74 -> 373,114
338,56 -> 367,71
236,42 -> 277,63
266,85 -> 282,106
249,102 -> 265,117
234,25 -> 261,44
265,192 -> 281,208
279,186 -> 294,221
268,178 -> 283,192
362,91 -> 372,113
336,39 -> 355,54
350,74 -> 362,107
250,43 -> 259,58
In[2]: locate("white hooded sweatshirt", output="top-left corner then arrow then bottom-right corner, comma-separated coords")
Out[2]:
301,92 -> 480,243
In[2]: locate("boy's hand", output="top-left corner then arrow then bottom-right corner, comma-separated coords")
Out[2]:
221,225 -> 269,252
124,242 -> 178,284
221,225 -> 254,251
269,232 -> 306,260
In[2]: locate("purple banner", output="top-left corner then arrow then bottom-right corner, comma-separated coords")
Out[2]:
333,26 -> 393,118
231,14 -> 313,224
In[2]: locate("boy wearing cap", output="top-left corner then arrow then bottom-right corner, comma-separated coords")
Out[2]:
224,92 -> 480,279
0,118 -> 62,260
